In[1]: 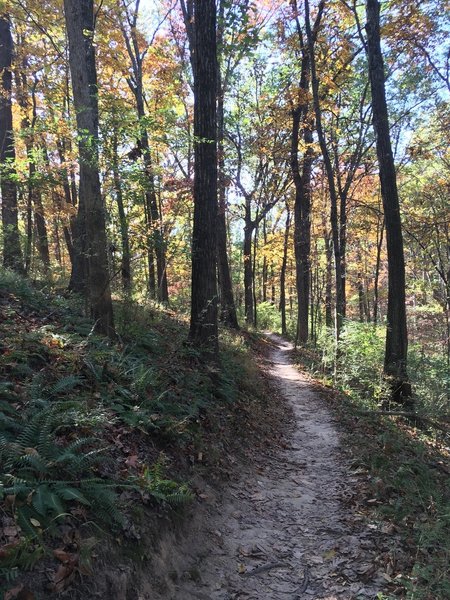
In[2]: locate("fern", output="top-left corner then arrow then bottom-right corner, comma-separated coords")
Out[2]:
0,403 -> 122,535
49,374 -> 84,396
137,456 -> 192,508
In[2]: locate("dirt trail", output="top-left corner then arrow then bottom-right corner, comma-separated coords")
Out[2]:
172,335 -> 387,599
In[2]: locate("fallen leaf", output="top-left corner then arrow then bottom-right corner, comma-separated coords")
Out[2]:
4,585 -> 35,600
3,526 -> 19,538
53,548 -> 74,563
125,454 -> 139,468
51,563 -> 76,593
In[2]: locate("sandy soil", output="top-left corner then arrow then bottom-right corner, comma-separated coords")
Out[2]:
171,335 -> 389,600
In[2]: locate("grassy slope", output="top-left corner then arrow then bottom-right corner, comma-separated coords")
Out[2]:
0,270 -> 278,598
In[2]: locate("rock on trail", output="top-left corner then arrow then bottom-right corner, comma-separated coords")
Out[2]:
172,334 -> 388,599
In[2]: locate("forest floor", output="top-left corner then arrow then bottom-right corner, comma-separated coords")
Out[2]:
1,272 -> 447,599
169,335 -> 394,600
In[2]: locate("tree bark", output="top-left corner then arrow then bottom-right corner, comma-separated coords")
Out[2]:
112,130 -> 131,292
187,0 -> 219,357
243,219 -> 254,325
373,214 -> 384,325
366,0 -> 410,401
0,15 -> 24,273
64,0 -> 114,336
280,206 -> 291,336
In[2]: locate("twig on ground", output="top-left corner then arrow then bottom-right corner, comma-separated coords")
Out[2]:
356,410 -> 450,433
295,566 -> 310,597
241,561 -> 289,577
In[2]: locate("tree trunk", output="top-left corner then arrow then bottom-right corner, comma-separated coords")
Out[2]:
0,16 -> 24,273
305,0 -> 344,338
64,0 -> 114,337
373,215 -> 384,325
119,2 -> 169,304
243,221 -> 254,325
366,0 -> 410,402
216,69 -> 239,329
253,225 -> 259,326
262,218 -> 268,302
290,1 -> 315,346
17,73 -> 51,275
112,131 -> 131,292
24,188 -> 32,274
138,110 -> 169,304
280,206 -> 291,336
54,138 -> 76,265
293,122 -> 314,346
187,0 -> 219,357
324,225 -> 333,328
31,162 -> 51,274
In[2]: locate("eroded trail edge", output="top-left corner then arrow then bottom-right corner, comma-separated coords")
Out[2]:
173,335 -> 387,599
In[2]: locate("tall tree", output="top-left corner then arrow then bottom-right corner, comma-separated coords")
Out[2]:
305,0 -> 346,340
63,0 -> 114,336
183,0 -> 219,356
116,0 -> 169,303
0,14 -> 24,273
15,66 -> 51,275
365,0 -> 410,402
289,0 -> 323,345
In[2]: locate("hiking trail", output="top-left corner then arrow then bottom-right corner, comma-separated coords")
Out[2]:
172,334 -> 390,599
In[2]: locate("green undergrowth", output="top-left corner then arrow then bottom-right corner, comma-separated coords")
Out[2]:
0,270 -> 263,596
292,323 -> 450,600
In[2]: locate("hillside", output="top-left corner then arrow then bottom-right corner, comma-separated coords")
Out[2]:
0,271 -> 284,598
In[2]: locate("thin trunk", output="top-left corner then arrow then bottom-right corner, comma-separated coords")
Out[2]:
216,54 -> 239,328
262,218 -> 268,302
243,219 -> 254,325
253,223 -> 258,327
280,207 -> 291,336
31,161 -> 51,274
140,125 -> 169,303
0,16 -> 24,273
305,0 -> 344,338
54,139 -> 76,265
324,226 -> 333,328
373,216 -> 384,325
270,265 -> 275,306
112,131 -> 131,292
53,218 -> 62,266
358,273 -> 365,322
339,191 -> 347,318
119,3 -> 168,304
25,189 -> 32,274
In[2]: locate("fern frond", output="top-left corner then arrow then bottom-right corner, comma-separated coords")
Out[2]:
50,375 -> 84,396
